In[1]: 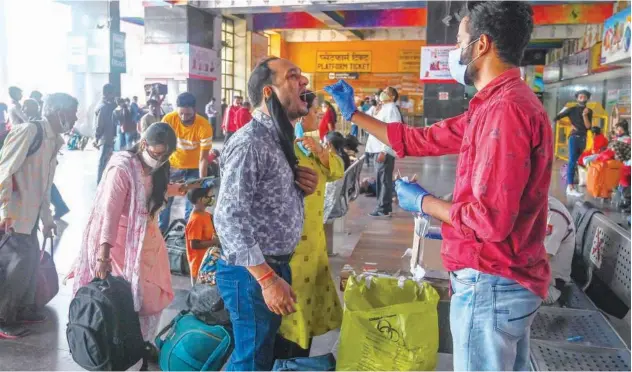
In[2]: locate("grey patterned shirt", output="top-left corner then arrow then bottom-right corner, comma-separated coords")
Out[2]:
214,110 -> 304,266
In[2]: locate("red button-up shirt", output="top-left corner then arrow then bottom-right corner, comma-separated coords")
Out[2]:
235,107 -> 253,131
222,105 -> 242,133
388,69 -> 553,298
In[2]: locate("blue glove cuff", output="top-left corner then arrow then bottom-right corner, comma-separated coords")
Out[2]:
344,109 -> 359,121
417,193 -> 429,218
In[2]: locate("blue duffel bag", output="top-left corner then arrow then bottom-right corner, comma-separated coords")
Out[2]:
155,310 -> 233,371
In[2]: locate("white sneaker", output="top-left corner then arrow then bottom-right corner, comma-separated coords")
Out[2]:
566,186 -> 584,197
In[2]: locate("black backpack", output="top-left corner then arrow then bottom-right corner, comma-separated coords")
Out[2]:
66,275 -> 150,371
164,219 -> 190,276
0,120 -> 44,157
186,284 -> 231,327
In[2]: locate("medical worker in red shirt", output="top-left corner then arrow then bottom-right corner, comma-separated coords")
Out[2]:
325,2 -> 552,371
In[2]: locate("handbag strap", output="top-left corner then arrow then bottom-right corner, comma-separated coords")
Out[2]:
39,236 -> 54,262
0,231 -> 12,252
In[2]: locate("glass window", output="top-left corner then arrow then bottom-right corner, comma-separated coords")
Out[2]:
221,17 -> 235,102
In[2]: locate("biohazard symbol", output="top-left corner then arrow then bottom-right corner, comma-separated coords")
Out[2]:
376,319 -> 401,342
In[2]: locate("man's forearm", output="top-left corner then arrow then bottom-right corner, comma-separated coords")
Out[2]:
191,236 -> 221,250
349,112 -> 391,147
199,158 -> 208,178
422,196 -> 453,225
246,262 -> 276,282
583,115 -> 591,129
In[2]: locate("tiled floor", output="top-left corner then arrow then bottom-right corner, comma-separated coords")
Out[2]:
0,142 -> 628,370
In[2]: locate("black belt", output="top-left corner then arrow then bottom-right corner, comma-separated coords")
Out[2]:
264,254 -> 293,265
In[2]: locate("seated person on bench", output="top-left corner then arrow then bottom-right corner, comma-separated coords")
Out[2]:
544,196 -> 576,305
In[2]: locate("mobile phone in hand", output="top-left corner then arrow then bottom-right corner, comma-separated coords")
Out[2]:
185,176 -> 218,188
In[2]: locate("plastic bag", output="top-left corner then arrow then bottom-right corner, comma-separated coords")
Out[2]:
337,275 -> 440,371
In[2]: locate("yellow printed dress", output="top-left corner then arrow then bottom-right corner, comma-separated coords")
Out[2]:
279,146 -> 345,349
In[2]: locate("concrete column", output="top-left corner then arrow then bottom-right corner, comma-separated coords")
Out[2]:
68,0 -> 121,133
234,19 -> 249,98
144,5 -> 221,114
423,1 -> 467,125
0,0 -> 9,92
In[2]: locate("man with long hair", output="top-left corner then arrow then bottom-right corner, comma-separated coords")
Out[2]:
214,57 -> 318,370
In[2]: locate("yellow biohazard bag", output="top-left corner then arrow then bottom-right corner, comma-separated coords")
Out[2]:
337,275 -> 440,371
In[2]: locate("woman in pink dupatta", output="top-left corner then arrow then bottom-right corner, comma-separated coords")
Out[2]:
73,123 -> 186,341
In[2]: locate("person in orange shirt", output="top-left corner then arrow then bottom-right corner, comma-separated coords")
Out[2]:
185,187 -> 220,284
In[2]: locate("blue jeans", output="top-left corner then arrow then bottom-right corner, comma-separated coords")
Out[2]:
216,260 -> 292,371
97,143 -> 114,185
117,131 -> 139,151
158,168 -> 199,233
272,354 -> 336,371
51,183 -> 69,219
350,124 -> 358,137
450,268 -> 542,371
567,134 -> 586,186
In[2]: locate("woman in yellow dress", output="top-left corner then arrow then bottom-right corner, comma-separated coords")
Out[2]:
276,91 -> 345,358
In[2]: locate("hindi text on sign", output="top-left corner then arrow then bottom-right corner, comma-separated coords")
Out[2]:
316,51 -> 372,72
398,50 -> 421,73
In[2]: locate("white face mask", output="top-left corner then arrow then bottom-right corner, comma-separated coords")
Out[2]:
448,38 -> 480,86
140,149 -> 165,170
379,92 -> 390,102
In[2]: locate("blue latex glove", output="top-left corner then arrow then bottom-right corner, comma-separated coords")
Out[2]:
424,226 -> 443,240
395,178 -> 432,215
323,80 -> 357,121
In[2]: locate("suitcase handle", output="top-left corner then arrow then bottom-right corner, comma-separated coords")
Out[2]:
154,310 -> 190,350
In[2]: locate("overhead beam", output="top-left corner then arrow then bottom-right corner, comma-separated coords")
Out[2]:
310,10 -> 363,40
531,24 -> 595,40
189,0 -> 427,14
280,24 -> 593,43
282,27 -> 426,42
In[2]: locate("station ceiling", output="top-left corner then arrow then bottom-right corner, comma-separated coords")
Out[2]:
138,1 -> 616,48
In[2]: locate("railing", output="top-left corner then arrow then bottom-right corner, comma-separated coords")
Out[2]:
323,155 -> 366,254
